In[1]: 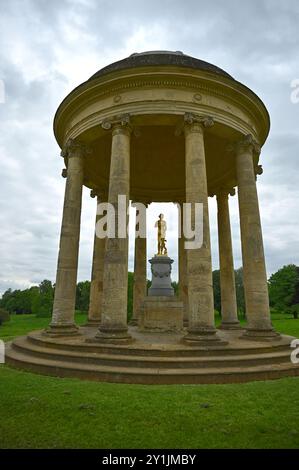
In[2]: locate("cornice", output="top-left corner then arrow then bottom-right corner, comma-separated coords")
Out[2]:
61,102 -> 261,148
54,69 -> 269,148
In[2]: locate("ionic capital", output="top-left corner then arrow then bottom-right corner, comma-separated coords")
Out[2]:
184,112 -> 214,128
175,113 -> 214,136
101,113 -> 132,135
255,164 -> 263,176
61,138 -> 91,160
228,134 -> 261,157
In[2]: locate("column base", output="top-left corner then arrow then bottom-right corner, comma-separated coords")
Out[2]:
219,321 -> 242,330
90,326 -> 134,345
82,319 -> 101,327
44,323 -> 80,337
241,327 -> 281,341
182,326 -> 228,346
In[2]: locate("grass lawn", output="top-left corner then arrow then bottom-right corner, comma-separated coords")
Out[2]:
0,312 -> 87,342
0,313 -> 299,449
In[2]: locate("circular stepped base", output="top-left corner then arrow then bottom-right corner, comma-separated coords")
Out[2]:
5,327 -> 299,384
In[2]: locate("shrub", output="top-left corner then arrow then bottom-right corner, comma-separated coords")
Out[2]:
286,304 -> 299,319
0,308 -> 10,325
35,309 -> 52,318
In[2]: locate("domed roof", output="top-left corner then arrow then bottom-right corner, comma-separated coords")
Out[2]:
88,50 -> 234,81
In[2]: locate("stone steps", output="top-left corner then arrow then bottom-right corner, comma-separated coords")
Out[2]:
11,336 -> 292,369
5,341 -> 299,384
5,330 -> 299,384
26,331 -> 291,357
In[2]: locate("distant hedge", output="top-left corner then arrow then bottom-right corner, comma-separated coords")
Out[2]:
0,307 -> 10,325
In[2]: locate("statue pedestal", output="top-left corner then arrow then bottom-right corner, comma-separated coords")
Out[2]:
148,255 -> 174,296
138,255 -> 183,332
139,296 -> 184,332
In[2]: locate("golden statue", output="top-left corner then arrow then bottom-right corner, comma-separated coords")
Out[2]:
155,213 -> 168,256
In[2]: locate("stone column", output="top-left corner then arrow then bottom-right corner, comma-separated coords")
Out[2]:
182,113 -> 222,344
216,188 -> 240,329
131,205 -> 147,325
235,134 -> 279,339
86,190 -> 107,326
47,139 -> 89,336
95,114 -> 132,343
178,203 -> 188,325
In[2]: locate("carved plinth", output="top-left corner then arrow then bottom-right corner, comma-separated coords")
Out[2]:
148,255 -> 174,296
139,297 -> 184,332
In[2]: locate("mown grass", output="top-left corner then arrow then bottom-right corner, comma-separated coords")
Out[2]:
0,313 -> 298,449
0,312 -> 87,342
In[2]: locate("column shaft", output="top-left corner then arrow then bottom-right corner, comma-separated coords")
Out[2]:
216,190 -> 240,329
178,205 -> 188,325
48,140 -> 85,336
236,135 -> 278,339
87,195 -> 106,326
132,233 -> 147,325
183,114 -> 220,343
96,122 -> 132,343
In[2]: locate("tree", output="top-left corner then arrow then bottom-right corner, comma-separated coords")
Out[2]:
212,270 -> 221,314
235,267 -> 245,318
0,289 -> 12,309
268,264 -> 299,318
212,268 -> 244,318
32,281 -> 54,317
75,281 -> 90,312
0,307 -> 10,325
0,288 -> 35,315
127,272 -> 134,321
171,281 -> 179,295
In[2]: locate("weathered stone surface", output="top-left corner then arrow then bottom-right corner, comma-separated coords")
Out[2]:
139,297 -> 183,332
86,195 -> 106,326
6,329 -> 299,384
182,116 -> 220,344
89,51 -> 234,82
37,52 -> 287,386
178,204 -> 189,325
95,123 -> 133,343
216,189 -> 240,330
131,210 -> 147,324
148,256 -> 174,297
235,135 -> 280,340
47,140 -> 88,336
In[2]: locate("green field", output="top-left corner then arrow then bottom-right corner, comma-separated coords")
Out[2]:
0,313 -> 299,449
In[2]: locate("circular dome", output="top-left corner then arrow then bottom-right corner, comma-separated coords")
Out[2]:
54,49 -> 269,201
88,50 -> 234,81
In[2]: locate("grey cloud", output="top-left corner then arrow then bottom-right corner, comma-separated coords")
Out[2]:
0,0 -> 298,295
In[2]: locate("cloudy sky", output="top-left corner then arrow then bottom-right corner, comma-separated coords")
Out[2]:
0,0 -> 299,295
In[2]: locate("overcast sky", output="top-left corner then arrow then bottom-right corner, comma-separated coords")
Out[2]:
0,0 -> 298,295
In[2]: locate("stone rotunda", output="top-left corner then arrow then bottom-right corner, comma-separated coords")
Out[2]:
6,51 -> 299,384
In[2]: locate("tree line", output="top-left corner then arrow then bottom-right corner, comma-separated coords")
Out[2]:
1,264 -> 299,320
